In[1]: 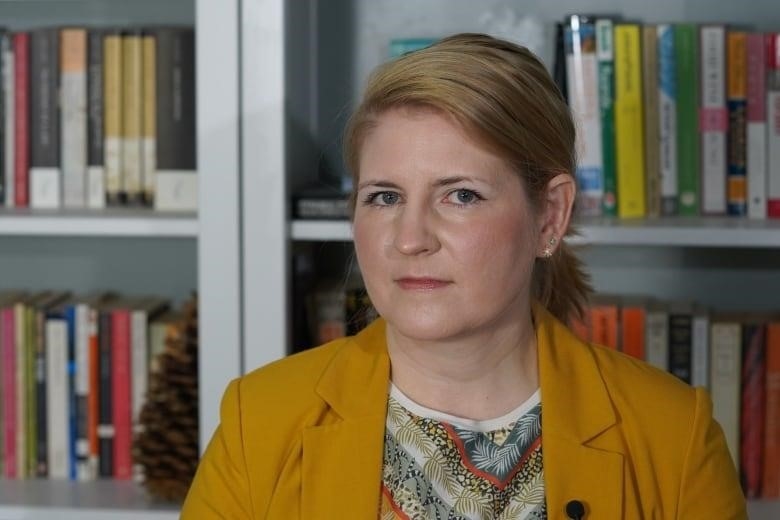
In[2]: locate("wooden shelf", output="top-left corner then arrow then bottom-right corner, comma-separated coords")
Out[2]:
0,479 -> 179,520
291,217 -> 780,248
0,209 -> 198,238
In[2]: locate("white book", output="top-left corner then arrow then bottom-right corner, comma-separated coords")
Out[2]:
657,24 -> 678,216
61,29 -> 88,209
46,318 -> 70,480
74,303 -> 91,481
645,304 -> 669,371
699,26 -> 727,215
710,321 -> 742,469
566,17 -> 604,216
3,37 -> 13,207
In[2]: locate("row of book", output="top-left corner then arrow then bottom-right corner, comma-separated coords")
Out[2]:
0,26 -> 196,212
558,17 -> 780,220
568,295 -> 780,500
0,290 -> 187,482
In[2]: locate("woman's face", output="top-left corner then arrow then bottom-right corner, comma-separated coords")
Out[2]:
353,107 -> 542,343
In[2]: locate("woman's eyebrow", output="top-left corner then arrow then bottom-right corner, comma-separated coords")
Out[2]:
356,180 -> 401,191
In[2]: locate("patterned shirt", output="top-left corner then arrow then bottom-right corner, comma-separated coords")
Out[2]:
380,385 -> 546,520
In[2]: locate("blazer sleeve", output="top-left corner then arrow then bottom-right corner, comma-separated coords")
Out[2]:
676,387 -> 747,519
181,378 -> 253,519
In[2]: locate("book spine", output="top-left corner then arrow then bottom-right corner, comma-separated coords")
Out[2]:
46,317 -> 69,479
87,30 -> 105,209
64,306 -> 77,480
621,306 -> 645,359
104,31 -> 123,206
87,307 -> 100,478
13,32 -> 30,207
726,31 -> 748,216
154,28 -> 197,211
767,34 -> 780,218
14,303 -> 27,478
3,34 -> 14,207
61,28 -> 88,209
131,308 -> 148,481
676,24 -> 700,215
97,310 -> 113,477
746,33 -> 767,219
29,29 -> 61,209
121,32 -> 143,205
112,309 -> 132,480
668,312 -> 692,383
0,30 -> 5,205
2,307 -> 17,478
596,19 -> 617,216
590,304 -> 619,350
74,304 -> 90,480
565,17 -> 604,216
643,25 -> 661,217
34,308 -> 47,477
142,32 -> 156,205
691,310 -> 710,389
657,25 -> 678,215
614,24 -> 646,218
740,323 -> 766,498
24,305 -> 36,478
763,322 -> 780,498
710,321 -> 742,468
645,306 -> 669,371
699,25 -> 727,215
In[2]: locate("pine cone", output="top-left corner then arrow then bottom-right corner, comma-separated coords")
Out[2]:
134,294 -> 199,502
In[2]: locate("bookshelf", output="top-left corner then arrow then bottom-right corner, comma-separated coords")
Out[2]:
262,1 -> 780,518
0,0 -> 242,519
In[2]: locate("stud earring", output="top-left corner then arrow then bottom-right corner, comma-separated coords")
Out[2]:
541,235 -> 557,258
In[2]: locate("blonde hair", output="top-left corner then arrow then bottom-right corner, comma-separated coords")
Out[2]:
343,33 -> 591,323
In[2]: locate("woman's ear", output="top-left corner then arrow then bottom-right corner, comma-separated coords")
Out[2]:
536,173 -> 575,257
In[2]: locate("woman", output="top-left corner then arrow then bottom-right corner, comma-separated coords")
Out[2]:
182,34 -> 746,519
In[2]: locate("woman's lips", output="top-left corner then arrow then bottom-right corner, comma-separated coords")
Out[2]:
395,277 -> 451,290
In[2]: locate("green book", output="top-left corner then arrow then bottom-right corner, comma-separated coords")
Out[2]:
675,24 -> 700,216
597,19 -> 617,216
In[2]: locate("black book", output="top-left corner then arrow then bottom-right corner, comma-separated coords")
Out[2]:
30,28 -> 60,207
87,29 -> 105,207
668,310 -> 693,384
97,307 -> 113,478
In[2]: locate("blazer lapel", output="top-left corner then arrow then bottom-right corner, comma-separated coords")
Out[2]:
535,303 -> 625,519
301,320 -> 390,519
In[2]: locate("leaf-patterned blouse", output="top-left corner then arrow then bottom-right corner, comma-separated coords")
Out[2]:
380,385 -> 545,520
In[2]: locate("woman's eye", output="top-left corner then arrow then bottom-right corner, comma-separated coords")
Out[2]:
364,191 -> 400,206
446,189 -> 482,205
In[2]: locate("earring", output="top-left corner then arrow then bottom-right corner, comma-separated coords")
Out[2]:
541,235 -> 557,258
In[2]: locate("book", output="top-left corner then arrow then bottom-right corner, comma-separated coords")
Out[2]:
13,32 -> 30,207
657,24 -> 678,216
675,24 -> 700,215
0,30 -> 5,206
642,25 -> 661,217
614,23 -> 646,218
2,32 -> 14,207
691,306 -> 710,389
740,321 -> 766,498
29,28 -> 61,209
589,295 -> 620,350
596,18 -> 617,216
87,29 -> 105,209
621,298 -> 646,360
763,321 -> 780,498
104,30 -> 124,206
121,31 -> 144,205
645,300 -> 669,371
726,31 -> 748,216
746,32 -> 767,219
154,27 -> 197,212
699,25 -> 727,215
668,305 -> 693,384
45,305 -> 70,479
61,28 -> 88,208
142,31 -> 156,204
111,303 -> 133,480
710,318 -> 742,468
293,186 -> 350,219
565,16 -> 604,216
767,33 -> 780,218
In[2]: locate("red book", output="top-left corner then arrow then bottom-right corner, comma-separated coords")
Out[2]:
591,302 -> 619,350
1,306 -> 17,478
13,32 -> 29,207
621,305 -> 646,359
111,308 -> 132,480
740,323 -> 766,498
763,322 -> 780,498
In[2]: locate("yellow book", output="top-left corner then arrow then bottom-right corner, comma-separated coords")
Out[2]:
103,32 -> 123,205
122,32 -> 143,204
614,24 -> 646,218
142,33 -> 156,204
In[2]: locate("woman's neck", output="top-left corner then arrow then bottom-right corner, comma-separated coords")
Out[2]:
386,312 -> 539,421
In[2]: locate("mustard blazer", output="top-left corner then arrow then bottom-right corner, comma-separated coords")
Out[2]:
182,305 -> 747,519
